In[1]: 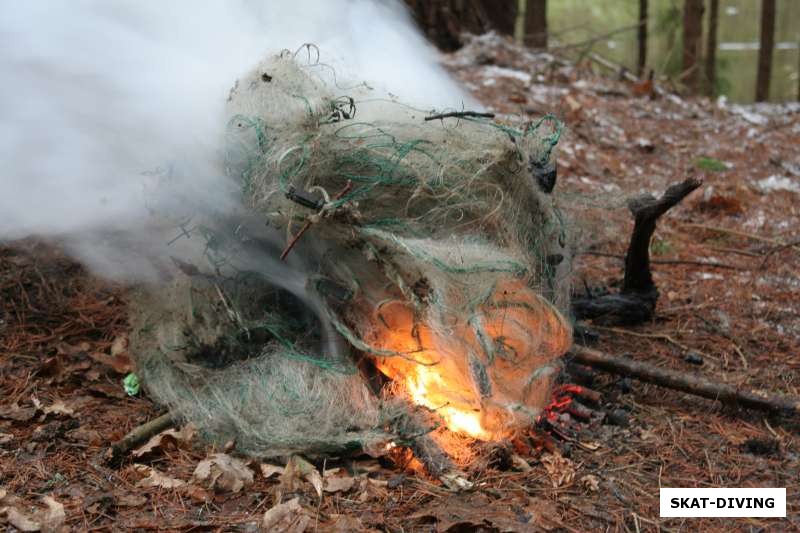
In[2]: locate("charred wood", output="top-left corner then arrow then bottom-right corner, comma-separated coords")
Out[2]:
571,345 -> 800,417
571,177 -> 702,326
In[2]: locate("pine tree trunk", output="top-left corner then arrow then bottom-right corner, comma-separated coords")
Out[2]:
526,0 -> 548,49
637,0 -> 648,77
402,0 -> 494,51
514,0 -> 528,44
682,0 -> 705,94
705,0 -> 718,96
755,0 -> 776,102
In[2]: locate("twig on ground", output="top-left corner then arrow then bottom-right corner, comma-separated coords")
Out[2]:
570,345 -> 800,416
582,251 -> 747,270
424,111 -> 495,121
105,412 -> 174,466
683,223 -> 800,253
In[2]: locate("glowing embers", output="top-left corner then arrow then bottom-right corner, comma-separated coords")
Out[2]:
370,280 -> 572,442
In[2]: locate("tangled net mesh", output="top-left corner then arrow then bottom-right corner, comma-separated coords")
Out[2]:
130,47 -> 573,459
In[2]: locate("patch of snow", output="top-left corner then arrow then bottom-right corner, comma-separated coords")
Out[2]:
571,79 -> 590,90
730,106 -> 769,125
696,273 -> 724,281
756,175 -> 800,194
480,65 -> 532,84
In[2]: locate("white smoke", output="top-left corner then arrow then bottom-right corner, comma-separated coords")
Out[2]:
0,0 -> 471,280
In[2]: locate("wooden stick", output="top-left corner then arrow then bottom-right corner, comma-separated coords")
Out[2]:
581,251 -> 747,270
105,412 -> 174,465
280,180 -> 353,261
570,345 -> 800,416
424,111 -> 495,121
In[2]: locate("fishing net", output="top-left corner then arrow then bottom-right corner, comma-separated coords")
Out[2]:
130,48 -> 573,458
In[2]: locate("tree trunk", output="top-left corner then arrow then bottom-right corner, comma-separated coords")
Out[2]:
526,0 -> 548,49
514,0 -> 528,44
755,0 -> 776,102
480,0 -> 517,36
637,0 -> 648,77
682,0 -> 705,93
705,0 -> 718,96
402,0 -> 494,51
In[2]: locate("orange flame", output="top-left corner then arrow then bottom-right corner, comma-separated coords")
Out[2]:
370,281 -> 572,443
404,364 -> 490,440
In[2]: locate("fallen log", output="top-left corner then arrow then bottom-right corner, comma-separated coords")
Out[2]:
570,345 -> 800,416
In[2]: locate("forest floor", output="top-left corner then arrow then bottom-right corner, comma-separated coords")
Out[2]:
2,34 -> 799,532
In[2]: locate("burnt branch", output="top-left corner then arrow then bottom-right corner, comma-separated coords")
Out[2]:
571,345 -> 800,417
623,177 -> 702,294
424,111 -> 496,121
572,177 -> 702,325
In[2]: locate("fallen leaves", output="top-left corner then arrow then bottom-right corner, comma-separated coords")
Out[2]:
41,400 -> 75,418
279,455 -> 323,499
192,453 -> 253,493
39,497 -> 65,533
132,424 -> 195,459
0,491 -> 65,533
262,497 -> 311,532
134,464 -> 186,489
322,468 -> 356,493
541,451 -> 576,488
410,492 -> 553,533
0,403 -> 37,422
580,474 -> 601,492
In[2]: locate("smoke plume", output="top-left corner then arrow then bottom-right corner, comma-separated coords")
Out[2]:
0,0 -> 470,280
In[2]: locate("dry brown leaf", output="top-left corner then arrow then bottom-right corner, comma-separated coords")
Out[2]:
192,453 -> 253,493
113,492 -> 147,508
260,463 -> 284,479
183,485 -> 212,504
132,424 -> 195,458
323,472 -> 355,493
55,341 -> 90,356
40,496 -> 65,533
87,382 -> 126,399
541,452 -> 575,488
262,497 -> 311,532
134,464 -> 186,489
409,493 -> 549,532
510,453 -> 532,472
580,474 -> 600,492
87,351 -> 133,374
0,432 -> 13,445
43,400 -> 75,418
110,334 -> 128,357
2,506 -> 41,532
357,478 -> 388,504
280,456 -> 322,499
324,514 -> 366,532
0,403 -> 37,422
66,427 -> 103,446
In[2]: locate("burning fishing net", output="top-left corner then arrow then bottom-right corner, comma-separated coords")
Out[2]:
130,48 -> 573,459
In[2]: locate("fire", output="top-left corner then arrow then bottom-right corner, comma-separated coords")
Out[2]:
405,364 -> 490,440
369,281 -> 572,443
